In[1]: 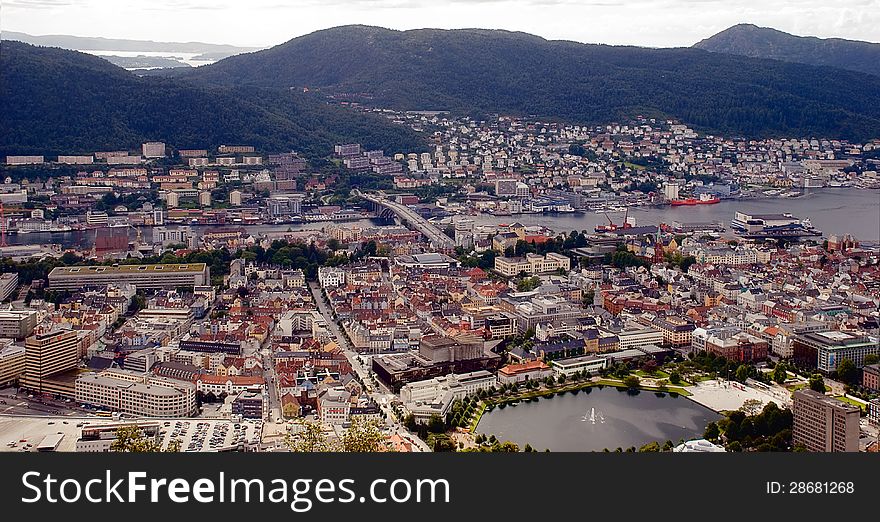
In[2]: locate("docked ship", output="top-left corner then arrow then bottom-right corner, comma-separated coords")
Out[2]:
669,194 -> 720,206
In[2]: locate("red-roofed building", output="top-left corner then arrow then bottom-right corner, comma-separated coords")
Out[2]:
196,375 -> 265,395
497,360 -> 553,385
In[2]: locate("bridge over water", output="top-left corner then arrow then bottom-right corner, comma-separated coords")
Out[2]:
355,190 -> 456,251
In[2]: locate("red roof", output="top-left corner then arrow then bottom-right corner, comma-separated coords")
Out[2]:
499,360 -> 550,376
198,375 -> 264,386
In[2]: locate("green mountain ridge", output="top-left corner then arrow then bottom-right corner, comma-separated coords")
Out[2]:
0,41 -> 426,158
694,24 -> 880,78
167,25 -> 880,141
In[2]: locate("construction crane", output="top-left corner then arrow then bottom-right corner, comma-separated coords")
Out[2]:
595,208 -> 632,233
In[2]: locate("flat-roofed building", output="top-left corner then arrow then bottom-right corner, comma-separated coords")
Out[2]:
550,354 -> 608,377
792,388 -> 860,452
400,370 -> 496,423
231,389 -> 265,419
0,309 -> 38,339
142,141 -> 166,158
494,252 -> 570,276
57,155 -> 93,165
76,368 -> 197,418
76,422 -> 162,452
0,341 -> 25,386
6,155 -> 44,165
49,263 -> 210,291
20,329 -> 80,395
0,272 -> 19,301
613,325 -> 664,349
792,330 -> 879,372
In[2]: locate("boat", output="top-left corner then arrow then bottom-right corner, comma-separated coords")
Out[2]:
670,194 -> 720,206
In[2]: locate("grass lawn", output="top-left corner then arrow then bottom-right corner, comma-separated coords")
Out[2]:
634,369 -> 670,379
832,396 -> 868,412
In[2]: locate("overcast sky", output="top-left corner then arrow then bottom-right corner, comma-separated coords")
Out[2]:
3,0 -> 878,48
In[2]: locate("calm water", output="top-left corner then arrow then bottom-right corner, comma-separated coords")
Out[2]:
476,386 -> 721,452
474,188 -> 880,242
8,188 -> 879,250
5,219 -> 381,249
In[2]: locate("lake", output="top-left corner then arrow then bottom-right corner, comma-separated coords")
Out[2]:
475,386 -> 721,452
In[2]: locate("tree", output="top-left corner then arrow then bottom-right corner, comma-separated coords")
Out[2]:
703,421 -> 720,441
339,418 -> 386,452
741,398 -> 764,416
835,358 -> 858,385
864,354 -> 879,366
111,425 -> 179,453
516,276 -> 542,292
638,441 -> 661,452
623,375 -> 640,389
668,369 -> 682,385
285,419 -> 333,452
809,373 -> 826,393
427,433 -> 456,452
773,363 -> 788,384
427,413 -> 446,434
735,364 -> 750,383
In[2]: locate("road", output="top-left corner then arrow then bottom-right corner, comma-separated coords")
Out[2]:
355,190 -> 456,250
307,281 -> 431,451
261,349 -> 282,422
307,281 -> 374,386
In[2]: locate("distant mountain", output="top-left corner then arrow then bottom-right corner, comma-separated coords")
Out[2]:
0,31 -> 259,56
694,24 -> 880,78
0,41 -> 426,158
170,25 -> 880,141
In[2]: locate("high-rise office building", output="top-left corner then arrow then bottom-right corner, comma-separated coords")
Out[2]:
792,388 -> 860,452
20,329 -> 80,395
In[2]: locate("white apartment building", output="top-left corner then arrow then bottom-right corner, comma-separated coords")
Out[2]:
693,247 -> 757,266
142,142 -> 166,158
494,252 -> 571,276
400,371 -> 496,423
318,266 -> 346,288
76,369 -> 197,418
614,326 -> 664,349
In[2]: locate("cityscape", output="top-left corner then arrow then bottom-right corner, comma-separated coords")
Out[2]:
1,8 -> 879,456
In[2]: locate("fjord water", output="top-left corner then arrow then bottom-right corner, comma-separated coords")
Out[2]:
475,386 -> 721,452
476,188 -> 880,242
7,188 -> 878,249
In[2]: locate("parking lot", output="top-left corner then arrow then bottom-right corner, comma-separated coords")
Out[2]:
0,415 -> 264,452
163,419 -> 262,452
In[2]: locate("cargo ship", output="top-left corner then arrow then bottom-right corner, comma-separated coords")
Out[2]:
670,194 -> 720,206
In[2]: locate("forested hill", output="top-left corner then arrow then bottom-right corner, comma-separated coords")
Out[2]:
169,25 -> 880,141
0,41 -> 426,158
694,24 -> 880,78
